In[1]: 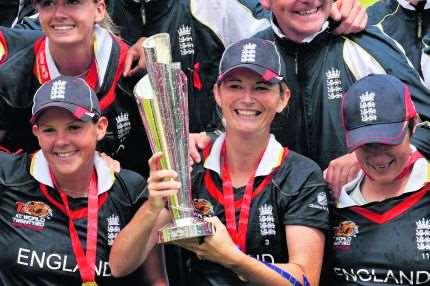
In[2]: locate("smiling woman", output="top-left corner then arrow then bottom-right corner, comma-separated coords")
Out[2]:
0,0 -> 151,176
0,76 -> 167,286
35,0 -> 106,75
330,74 -> 430,285
109,38 -> 329,286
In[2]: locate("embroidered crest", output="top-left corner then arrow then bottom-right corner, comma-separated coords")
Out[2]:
107,214 -> 121,246
416,218 -> 430,251
241,43 -> 257,63
333,220 -> 359,251
178,25 -> 194,56
359,91 -> 377,122
50,80 -> 67,99
326,68 -> 343,100
115,112 -> 131,143
258,204 -> 276,236
13,201 -> 53,231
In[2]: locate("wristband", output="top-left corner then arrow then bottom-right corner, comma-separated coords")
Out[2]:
261,261 -> 310,286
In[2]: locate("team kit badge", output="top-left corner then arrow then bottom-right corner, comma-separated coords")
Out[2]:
12,201 -> 53,230
333,220 -> 359,250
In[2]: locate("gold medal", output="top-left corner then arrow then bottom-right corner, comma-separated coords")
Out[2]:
82,282 -> 98,286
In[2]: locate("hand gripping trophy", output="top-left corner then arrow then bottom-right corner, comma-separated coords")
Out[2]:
134,33 -> 213,243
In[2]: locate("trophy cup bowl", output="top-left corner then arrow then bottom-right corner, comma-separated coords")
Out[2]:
134,33 -> 213,243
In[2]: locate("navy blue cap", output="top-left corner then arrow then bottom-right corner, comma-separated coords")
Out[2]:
218,38 -> 286,84
31,76 -> 101,124
342,74 -> 417,151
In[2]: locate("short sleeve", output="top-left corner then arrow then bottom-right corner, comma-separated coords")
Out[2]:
277,152 -> 330,231
114,169 -> 148,214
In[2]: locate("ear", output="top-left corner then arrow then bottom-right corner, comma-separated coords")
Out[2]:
260,0 -> 271,10
94,0 -> 106,24
95,116 -> 108,141
213,83 -> 222,108
32,124 -> 40,139
276,85 -> 291,113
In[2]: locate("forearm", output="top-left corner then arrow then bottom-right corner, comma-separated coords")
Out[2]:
225,251 -> 307,286
109,203 -> 167,277
142,245 -> 169,286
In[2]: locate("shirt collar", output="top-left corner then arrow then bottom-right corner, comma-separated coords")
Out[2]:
204,133 -> 285,177
29,150 -> 116,194
397,0 -> 430,10
45,25 -> 112,87
271,15 -> 329,43
338,147 -> 430,208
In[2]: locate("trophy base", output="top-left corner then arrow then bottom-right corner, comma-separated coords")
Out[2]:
158,217 -> 214,244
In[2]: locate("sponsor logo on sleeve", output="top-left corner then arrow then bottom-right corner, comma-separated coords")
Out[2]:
309,191 -> 329,211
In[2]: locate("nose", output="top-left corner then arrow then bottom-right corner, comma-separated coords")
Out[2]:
242,88 -> 255,103
53,130 -> 70,147
52,1 -> 68,18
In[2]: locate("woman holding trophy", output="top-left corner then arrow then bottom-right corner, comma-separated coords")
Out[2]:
110,38 -> 329,286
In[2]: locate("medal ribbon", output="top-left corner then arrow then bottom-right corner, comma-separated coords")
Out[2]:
220,141 -> 263,252
50,169 -> 99,284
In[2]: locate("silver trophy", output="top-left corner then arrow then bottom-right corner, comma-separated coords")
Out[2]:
134,33 -> 213,243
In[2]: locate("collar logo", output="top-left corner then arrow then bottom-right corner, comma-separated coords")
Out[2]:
241,43 -> 257,63
359,91 -> 377,122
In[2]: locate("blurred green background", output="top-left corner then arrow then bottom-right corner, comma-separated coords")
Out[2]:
361,0 -> 378,7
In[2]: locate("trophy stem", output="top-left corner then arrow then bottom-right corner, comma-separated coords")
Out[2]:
134,33 -> 214,244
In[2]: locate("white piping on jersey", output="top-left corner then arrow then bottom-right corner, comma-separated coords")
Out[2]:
422,51 -> 430,88
342,37 -> 386,80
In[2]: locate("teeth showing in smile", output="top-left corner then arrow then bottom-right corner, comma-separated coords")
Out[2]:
53,25 -> 74,31
236,110 -> 259,116
371,160 -> 394,170
298,8 -> 318,16
56,151 -> 76,158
